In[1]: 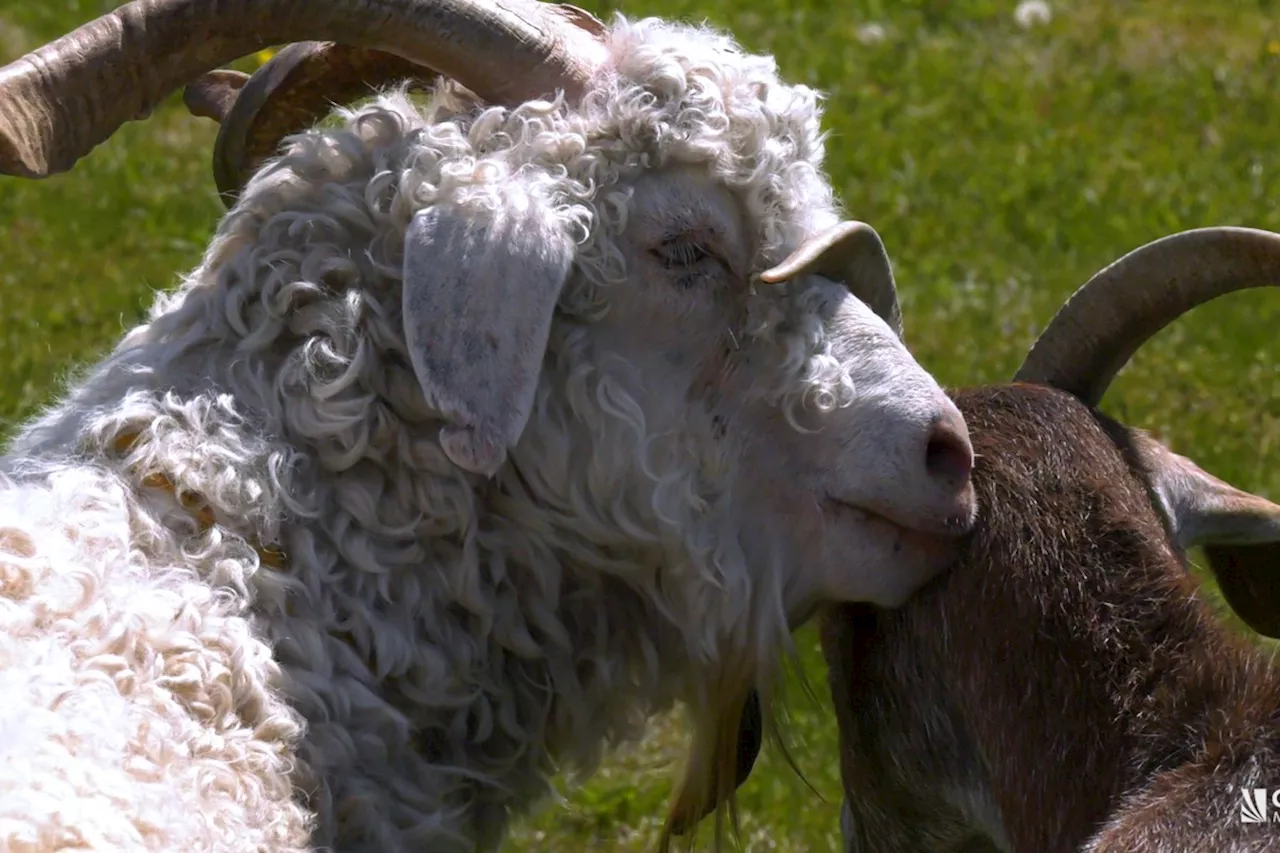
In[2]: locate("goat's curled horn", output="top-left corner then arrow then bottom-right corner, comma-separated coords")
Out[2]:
184,43 -> 442,205
0,0 -> 608,182
1016,226 -> 1280,404
191,1 -> 608,207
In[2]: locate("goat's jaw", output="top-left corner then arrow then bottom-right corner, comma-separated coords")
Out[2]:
816,498 -> 969,609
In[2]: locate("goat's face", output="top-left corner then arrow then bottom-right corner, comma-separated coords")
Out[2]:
547,166 -> 976,615
495,150 -> 974,844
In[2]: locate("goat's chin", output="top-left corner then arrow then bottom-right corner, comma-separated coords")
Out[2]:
820,501 -> 965,608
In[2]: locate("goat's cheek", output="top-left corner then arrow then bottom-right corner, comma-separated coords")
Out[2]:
735,475 -> 825,567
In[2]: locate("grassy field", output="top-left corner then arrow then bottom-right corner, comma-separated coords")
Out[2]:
4,0 -> 1280,849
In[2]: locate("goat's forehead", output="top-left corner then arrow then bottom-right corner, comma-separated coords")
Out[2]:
627,170 -> 747,242
955,385 -> 1132,471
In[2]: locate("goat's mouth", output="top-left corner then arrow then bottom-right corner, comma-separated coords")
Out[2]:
825,497 -> 975,541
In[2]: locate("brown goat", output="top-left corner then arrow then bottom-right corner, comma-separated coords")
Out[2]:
699,227 -> 1280,851
824,382 -> 1280,853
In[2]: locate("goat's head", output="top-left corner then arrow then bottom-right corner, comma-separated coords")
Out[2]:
0,0 -> 975,608
0,0 -> 977,836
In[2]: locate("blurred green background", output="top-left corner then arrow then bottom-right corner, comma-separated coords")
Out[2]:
3,0 -> 1280,849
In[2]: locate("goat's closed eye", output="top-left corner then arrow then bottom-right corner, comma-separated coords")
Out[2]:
650,236 -> 724,289
652,237 -> 714,269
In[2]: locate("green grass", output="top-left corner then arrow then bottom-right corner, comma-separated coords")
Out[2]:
3,0 -> 1280,849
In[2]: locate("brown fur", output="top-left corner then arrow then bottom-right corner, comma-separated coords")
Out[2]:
822,383 -> 1280,853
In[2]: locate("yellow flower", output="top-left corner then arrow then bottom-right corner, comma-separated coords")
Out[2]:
1267,40 -> 1280,56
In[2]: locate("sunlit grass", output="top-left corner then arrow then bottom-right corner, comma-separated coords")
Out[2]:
2,1 -> 1278,850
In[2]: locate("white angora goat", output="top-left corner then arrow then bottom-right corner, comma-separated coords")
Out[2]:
0,1 -> 977,850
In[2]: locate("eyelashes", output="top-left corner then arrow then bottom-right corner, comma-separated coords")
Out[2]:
650,234 -> 726,288
652,237 -> 713,268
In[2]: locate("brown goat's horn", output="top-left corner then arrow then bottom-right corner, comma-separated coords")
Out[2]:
1015,227 -> 1280,406
0,0 -> 608,181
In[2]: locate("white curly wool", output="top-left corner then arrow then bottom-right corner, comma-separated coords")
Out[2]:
0,466 -> 311,851
0,13 -> 949,853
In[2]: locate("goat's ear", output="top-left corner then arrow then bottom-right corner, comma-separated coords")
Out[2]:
1133,431 -> 1280,638
733,688 -> 764,792
759,221 -> 902,338
663,685 -> 765,847
402,182 -> 575,477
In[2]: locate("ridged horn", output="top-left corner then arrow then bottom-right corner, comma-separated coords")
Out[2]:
0,0 -> 608,180
187,42 -> 443,203
1015,227 -> 1280,405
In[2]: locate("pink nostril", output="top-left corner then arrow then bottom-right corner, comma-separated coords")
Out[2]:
925,412 -> 975,486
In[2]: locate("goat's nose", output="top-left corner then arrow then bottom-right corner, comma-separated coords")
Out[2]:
925,407 -> 974,487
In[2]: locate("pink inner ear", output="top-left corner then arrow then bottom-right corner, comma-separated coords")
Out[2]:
756,221 -> 901,337
439,424 -> 507,479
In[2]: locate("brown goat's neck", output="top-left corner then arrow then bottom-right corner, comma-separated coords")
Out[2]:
956,385 -> 1279,849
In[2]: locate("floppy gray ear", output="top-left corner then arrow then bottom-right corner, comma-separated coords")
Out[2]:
1133,431 -> 1280,638
402,180 -> 576,477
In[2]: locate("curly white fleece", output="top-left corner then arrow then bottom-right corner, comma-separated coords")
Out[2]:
0,465 -> 311,851
1,14 -> 845,853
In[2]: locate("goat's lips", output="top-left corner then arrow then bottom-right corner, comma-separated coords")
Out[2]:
825,496 -> 975,540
